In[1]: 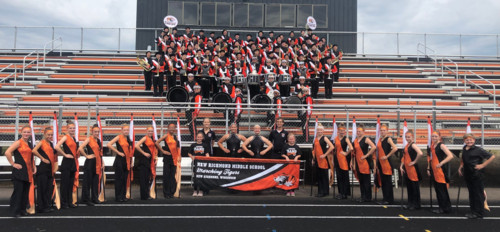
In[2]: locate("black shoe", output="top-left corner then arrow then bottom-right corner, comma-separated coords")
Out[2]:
92,200 -> 101,204
377,201 -> 391,205
341,195 -> 348,199
84,201 -> 94,206
432,209 -> 444,214
20,211 -> 29,216
69,204 -> 77,208
61,205 -> 69,209
38,208 -> 52,213
466,213 -> 482,219
335,195 -> 343,200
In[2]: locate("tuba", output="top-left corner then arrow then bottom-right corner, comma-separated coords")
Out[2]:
136,56 -> 152,71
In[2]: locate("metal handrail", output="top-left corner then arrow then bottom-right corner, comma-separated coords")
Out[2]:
21,50 -> 39,80
43,37 -> 63,67
416,43 -> 438,71
440,58 -> 459,87
463,70 -> 496,110
0,64 -> 17,86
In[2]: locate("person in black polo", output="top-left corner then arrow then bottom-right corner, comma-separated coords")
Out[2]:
268,117 -> 288,159
198,118 -> 216,156
459,133 -> 495,219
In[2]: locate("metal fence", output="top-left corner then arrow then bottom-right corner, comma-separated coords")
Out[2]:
0,26 -> 499,58
0,102 -> 498,150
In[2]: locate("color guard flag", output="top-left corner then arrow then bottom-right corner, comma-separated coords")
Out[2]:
403,119 -> 408,147
375,115 -> 381,145
177,116 -> 182,149
330,116 -> 337,141
351,116 -> 357,143
152,114 -> 158,141
313,117 -> 318,141
74,113 -> 79,142
52,112 -> 58,146
28,111 -> 35,145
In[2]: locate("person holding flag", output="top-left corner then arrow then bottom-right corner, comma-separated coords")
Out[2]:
459,133 -> 495,219
156,123 -> 181,198
55,120 -> 79,209
77,124 -> 103,206
5,125 -> 36,217
352,123 -> 376,203
107,124 -> 133,202
135,126 -> 158,200
399,128 -> 423,210
374,124 -> 398,205
427,130 -> 454,214
311,123 -> 334,197
32,126 -> 59,212
333,123 -> 353,200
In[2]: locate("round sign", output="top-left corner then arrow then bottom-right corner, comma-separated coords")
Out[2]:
306,16 -> 317,30
164,15 -> 178,28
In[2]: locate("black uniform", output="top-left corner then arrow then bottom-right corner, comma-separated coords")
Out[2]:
162,135 -> 180,198
249,135 -> 265,158
143,57 -> 153,91
60,137 -> 78,208
314,136 -> 329,196
431,142 -> 452,213
334,136 -> 351,198
113,137 -> 131,202
9,140 -> 33,216
403,142 -> 421,209
461,145 -> 493,217
269,129 -> 289,159
152,58 -> 165,97
199,129 -> 216,156
377,137 -> 394,204
36,142 -> 55,212
136,137 -> 154,200
82,139 -> 101,204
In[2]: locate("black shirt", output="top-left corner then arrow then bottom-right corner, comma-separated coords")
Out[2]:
281,144 -> 302,160
199,129 -> 216,155
269,129 -> 288,157
462,145 -> 492,177
249,135 -> 265,158
189,143 -> 211,156
226,133 -> 241,157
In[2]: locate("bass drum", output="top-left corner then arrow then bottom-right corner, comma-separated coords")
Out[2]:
167,86 -> 189,107
251,94 -> 272,112
211,92 -> 232,113
284,95 -> 303,113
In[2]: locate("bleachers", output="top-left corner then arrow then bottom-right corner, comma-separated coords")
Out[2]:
1,52 -> 500,149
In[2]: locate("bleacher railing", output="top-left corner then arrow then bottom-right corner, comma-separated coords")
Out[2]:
0,26 -> 499,58
0,101 -> 498,149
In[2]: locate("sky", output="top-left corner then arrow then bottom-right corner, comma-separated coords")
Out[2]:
0,0 -> 499,56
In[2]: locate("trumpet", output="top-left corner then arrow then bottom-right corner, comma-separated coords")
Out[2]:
136,56 -> 152,71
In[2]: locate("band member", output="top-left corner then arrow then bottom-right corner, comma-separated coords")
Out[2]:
185,73 -> 198,98
459,133 -> 495,219
107,124 -> 134,202
399,130 -> 423,210
278,60 -> 292,97
375,124 -> 398,205
298,88 -> 313,142
352,124 -> 376,202
242,125 -> 273,158
151,52 -> 165,97
55,120 -> 78,209
217,123 -> 247,158
428,130 -> 454,214
229,88 -> 243,131
322,57 -> 337,99
165,54 -> 176,90
197,59 -> 214,99
294,76 -> 309,97
331,44 -> 342,82
269,117 -> 289,159
175,52 -> 188,86
221,77 -> 236,99
189,132 -> 211,197
258,59 -> 277,75
333,123 -> 353,200
135,127 -> 158,200
312,125 -> 334,197
77,124 -> 103,206
281,133 -> 302,197
156,123 -> 181,198
267,89 -> 282,127
5,126 -> 35,217
308,54 -> 322,98
186,84 -> 203,139
294,61 -> 310,85
143,51 -> 153,91
199,118 -> 216,156
32,127 -> 57,213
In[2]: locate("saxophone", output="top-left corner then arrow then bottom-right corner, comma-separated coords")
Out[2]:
136,56 -> 152,71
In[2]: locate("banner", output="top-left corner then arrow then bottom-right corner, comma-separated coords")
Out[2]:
193,157 -> 300,191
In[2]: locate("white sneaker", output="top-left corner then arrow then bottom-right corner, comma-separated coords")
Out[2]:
192,191 -> 198,197
291,191 -> 296,197
197,191 -> 204,197
286,191 -> 291,197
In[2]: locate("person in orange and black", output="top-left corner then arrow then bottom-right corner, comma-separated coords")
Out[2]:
151,52 -> 166,97
428,130 -> 454,214
199,118 -> 217,156
331,44 -> 342,82
333,123 -> 353,200
5,126 -> 35,217
269,117 -> 288,159
459,133 -> 495,219
197,59 -> 214,99
374,124 -> 398,205
294,76 -> 309,96
107,124 -> 134,202
135,127 -> 158,200
229,88 -> 243,131
242,125 -> 273,159
281,133 -> 302,197
156,123 -> 181,199
399,130 -> 423,210
55,120 -> 78,209
298,87 -> 313,142
189,132 -> 211,197
143,51 -> 153,91
307,53 -> 322,98
221,77 -> 236,99
217,123 -> 247,158
322,56 -> 337,99
32,127 -> 57,213
186,83 -> 203,140
77,124 -> 103,206
266,89 -> 282,127
185,73 -> 198,98
311,124 -> 334,197
352,124 -> 376,202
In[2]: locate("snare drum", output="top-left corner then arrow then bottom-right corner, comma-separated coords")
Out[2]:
247,74 -> 261,85
278,74 -> 291,85
232,74 -> 246,85
265,73 -> 277,83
